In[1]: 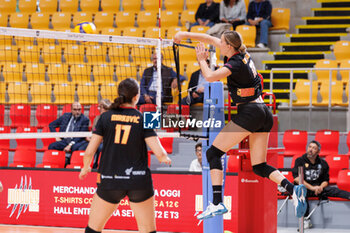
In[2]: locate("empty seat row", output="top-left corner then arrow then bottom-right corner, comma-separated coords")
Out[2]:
313,58 -> 350,82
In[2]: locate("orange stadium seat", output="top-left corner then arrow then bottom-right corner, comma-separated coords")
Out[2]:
30,12 -> 51,29
18,0 -> 37,12
38,0 -> 58,12
0,45 -> 20,62
190,25 -> 210,34
160,11 -> 180,27
121,0 -> 141,12
66,150 -> 85,169
0,13 -> 9,27
0,126 -> 11,151
100,0 -> 120,12
76,82 -> 99,104
270,8 -> 290,31
313,81 -> 345,107
59,0 -> 79,12
0,149 -> 8,166
19,45 -> 40,63
115,11 -> 136,28
73,12 -> 93,27
7,82 -> 29,104
25,63 -> 47,83
69,64 -> 93,83
185,0 -> 202,11
315,129 -> 339,156
63,44 -> 85,63
9,13 -> 29,28
16,126 -> 38,150
235,25 -> 256,48
108,44 -> 131,63
142,0 -> 159,11
36,104 -> 57,128
30,82 -> 53,104
121,27 -> 144,37
100,27 -> 122,36
9,104 -> 31,127
166,26 -> 186,39
282,129 -> 307,157
340,59 -> 350,81
137,11 -> 158,28
0,84 -> 5,104
314,59 -> 338,82
9,149 -> 36,167
292,79 -> 318,106
37,150 -> 65,168
325,155 -> 349,184
130,45 -> 154,65
144,27 -> 166,39
115,62 -> 138,79
337,170 -> 350,192
0,0 -> 17,13
334,40 -> 350,61
47,63 -> 69,83
80,0 -> 100,12
163,0 -> 184,11
180,10 -> 196,27
85,44 -> 108,64
100,82 -> 118,100
41,45 -> 63,64
51,12 -> 72,30
2,63 -> 24,82
52,83 -> 76,104
94,12 -> 115,29
92,64 -> 115,83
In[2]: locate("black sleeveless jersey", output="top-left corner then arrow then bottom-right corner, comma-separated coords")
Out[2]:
93,107 -> 156,190
223,52 -> 262,104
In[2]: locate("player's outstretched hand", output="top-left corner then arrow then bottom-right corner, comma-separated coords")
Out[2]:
79,167 -> 91,180
158,155 -> 172,166
195,43 -> 208,62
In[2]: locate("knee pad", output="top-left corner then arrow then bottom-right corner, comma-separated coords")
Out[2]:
85,226 -> 101,233
206,145 -> 225,170
252,162 -> 276,178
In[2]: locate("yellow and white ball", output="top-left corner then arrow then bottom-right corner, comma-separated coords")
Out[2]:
74,22 -> 96,34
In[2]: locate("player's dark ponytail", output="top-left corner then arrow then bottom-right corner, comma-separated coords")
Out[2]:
110,78 -> 139,109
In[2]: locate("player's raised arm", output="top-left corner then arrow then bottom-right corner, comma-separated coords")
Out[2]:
174,31 -> 221,48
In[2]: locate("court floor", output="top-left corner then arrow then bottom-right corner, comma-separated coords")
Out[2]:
1,225 -> 350,233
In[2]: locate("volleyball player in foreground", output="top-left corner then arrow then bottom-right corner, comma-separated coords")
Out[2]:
79,78 -> 171,233
174,31 -> 307,219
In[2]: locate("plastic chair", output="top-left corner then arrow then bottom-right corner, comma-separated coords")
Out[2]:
41,44 -> 63,63
226,154 -> 241,173
144,27 -> 166,39
235,25 -> 256,48
0,126 -> 11,150
137,11 -> 158,28
51,12 -> 72,30
9,149 -> 36,167
2,63 -> 24,82
94,12 -> 115,29
61,103 -> 84,114
115,62 -> 138,79
100,27 -> 122,36
180,10 -> 196,27
115,11 -> 136,28
37,150 -> 65,168
166,26 -> 186,39
334,40 -> 350,61
161,11 -> 180,28
139,104 -> 157,113
7,82 -> 29,104
0,13 -> 9,27
73,12 -> 93,27
18,0 -> 37,12
47,63 -> 69,83
88,104 -> 99,127
25,63 -> 47,83
163,0 -> 184,11
314,59 -> 338,82
30,12 -> 51,29
59,0 -> 79,12
92,64 -> 115,84
340,59 -> 350,81
9,13 -> 29,28
337,169 -> 350,192
38,0 -> 57,12
190,26 -> 210,34
314,81 -> 346,107
30,82 -> 53,104
0,0 -> 17,13
100,82 -> 118,100
121,0 -> 141,11
16,126 -> 38,150
20,45 -> 40,63
80,0 -> 99,12
0,149 -> 8,166
185,0 -> 202,11
77,83 -> 99,104
0,45 -> 19,62
270,8 -> 290,31
36,104 -> 57,128
315,129 -> 339,156
85,45 -> 108,64
0,83 -> 5,104
122,27 -> 144,37
52,83 -> 76,104
282,129 -> 308,157
40,126 -> 56,151
100,0 -> 120,12
148,137 -> 174,157
325,155 -> 349,184
292,79 -> 318,106
66,150 -> 86,169
142,0 -> 159,11
63,44 -> 85,64
69,64 -> 93,83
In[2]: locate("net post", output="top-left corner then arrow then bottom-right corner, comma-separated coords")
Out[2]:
298,166 -> 304,233
156,39 -> 162,109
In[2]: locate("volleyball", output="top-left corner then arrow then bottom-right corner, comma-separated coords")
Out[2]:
74,22 -> 96,34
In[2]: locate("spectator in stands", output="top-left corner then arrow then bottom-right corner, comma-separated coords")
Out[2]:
292,140 -> 350,228
189,142 -> 203,172
181,60 -> 210,105
138,53 -> 185,105
220,0 -> 246,30
0,181 -> 3,192
88,99 -> 111,168
192,0 -> 220,28
246,0 -> 272,48
49,102 -> 90,166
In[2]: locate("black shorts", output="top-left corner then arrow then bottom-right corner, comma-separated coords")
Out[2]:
96,187 -> 154,204
232,103 -> 273,133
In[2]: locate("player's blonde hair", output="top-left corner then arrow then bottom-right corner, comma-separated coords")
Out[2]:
222,30 -> 247,54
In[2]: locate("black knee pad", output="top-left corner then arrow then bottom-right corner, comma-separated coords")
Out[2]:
85,226 -> 101,233
252,162 -> 276,178
206,145 -> 225,170
149,231 -> 156,233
